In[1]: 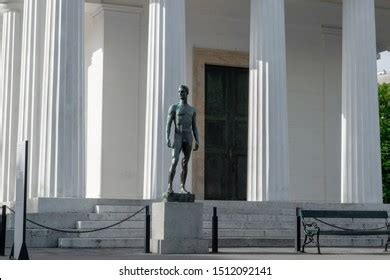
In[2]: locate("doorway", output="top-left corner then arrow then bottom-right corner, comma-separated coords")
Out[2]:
204,64 -> 249,200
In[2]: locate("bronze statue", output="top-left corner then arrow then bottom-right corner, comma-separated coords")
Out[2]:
166,85 -> 199,194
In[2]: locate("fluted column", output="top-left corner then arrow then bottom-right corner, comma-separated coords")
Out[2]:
18,0 -> 46,199
39,0 -> 85,198
341,0 -> 382,203
247,0 -> 289,201
143,0 -> 186,199
0,3 -> 23,202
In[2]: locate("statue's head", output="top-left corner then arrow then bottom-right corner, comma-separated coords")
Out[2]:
178,85 -> 189,100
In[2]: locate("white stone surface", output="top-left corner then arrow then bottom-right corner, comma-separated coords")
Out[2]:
38,0 -> 85,198
152,202 -> 203,239
247,0 -> 289,201
0,3 -> 23,202
18,0 -> 46,199
151,202 -> 208,254
143,0 -> 187,199
341,0 -> 382,203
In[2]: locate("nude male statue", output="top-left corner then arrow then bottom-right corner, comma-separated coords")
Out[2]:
166,85 -> 199,194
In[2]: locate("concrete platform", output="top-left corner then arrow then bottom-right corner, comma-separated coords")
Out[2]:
1,247 -> 390,260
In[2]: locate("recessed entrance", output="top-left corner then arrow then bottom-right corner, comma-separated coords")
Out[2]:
204,64 -> 249,200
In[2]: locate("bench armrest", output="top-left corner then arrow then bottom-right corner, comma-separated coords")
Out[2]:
302,220 -> 320,235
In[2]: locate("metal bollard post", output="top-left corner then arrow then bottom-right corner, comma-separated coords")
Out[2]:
212,207 -> 218,253
295,208 -> 301,252
0,205 -> 6,256
145,206 -> 151,253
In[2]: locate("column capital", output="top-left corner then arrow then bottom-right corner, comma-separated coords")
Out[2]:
0,2 -> 23,13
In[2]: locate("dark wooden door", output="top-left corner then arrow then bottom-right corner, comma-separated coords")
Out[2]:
205,64 -> 249,200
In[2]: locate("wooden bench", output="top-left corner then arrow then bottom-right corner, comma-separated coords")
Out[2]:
295,208 -> 390,254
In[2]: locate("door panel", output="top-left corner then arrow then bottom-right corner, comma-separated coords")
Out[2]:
205,64 -> 249,200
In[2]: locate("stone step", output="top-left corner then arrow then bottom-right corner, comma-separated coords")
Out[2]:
78,229 -> 146,238
94,205 -> 148,214
218,238 -> 294,247
58,238 -> 144,248
204,229 -> 296,237
213,237 -> 387,250
203,221 -> 294,229
57,236 -> 387,249
95,204 -> 296,215
76,220 -> 145,229
5,229 -> 75,248
88,212 -> 296,222
7,213 -> 386,230
213,207 -> 297,216
6,213 -> 91,229
87,213 -> 147,221
203,201 -> 390,211
76,219 -> 386,231
77,229 -> 293,239
92,211 -> 297,222
87,212 -> 388,226
203,214 -> 296,222
74,225 -> 389,239
57,237 -> 293,248
95,203 -> 390,215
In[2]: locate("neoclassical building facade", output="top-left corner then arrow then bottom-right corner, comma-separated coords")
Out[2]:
0,0 -> 389,204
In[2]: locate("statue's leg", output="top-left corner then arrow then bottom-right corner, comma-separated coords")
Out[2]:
180,142 -> 192,193
168,141 -> 181,193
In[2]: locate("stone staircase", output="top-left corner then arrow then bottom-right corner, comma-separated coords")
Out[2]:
59,205 -> 147,248
4,200 -> 390,249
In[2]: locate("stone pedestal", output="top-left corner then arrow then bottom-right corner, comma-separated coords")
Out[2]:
151,202 -> 208,254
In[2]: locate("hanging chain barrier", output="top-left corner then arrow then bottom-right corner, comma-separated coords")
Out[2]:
313,217 -> 388,232
4,205 -> 147,234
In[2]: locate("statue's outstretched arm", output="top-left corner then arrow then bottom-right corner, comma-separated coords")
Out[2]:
166,105 -> 175,148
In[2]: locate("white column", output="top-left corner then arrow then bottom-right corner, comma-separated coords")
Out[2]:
341,0 -> 382,203
39,0 -> 85,198
0,3 -> 22,202
0,16 -> 3,201
143,0 -> 186,199
18,0 -> 46,199
247,0 -> 289,201
85,4 -> 142,199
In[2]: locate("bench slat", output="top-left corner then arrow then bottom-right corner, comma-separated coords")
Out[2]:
299,210 -> 388,219
320,230 -> 390,236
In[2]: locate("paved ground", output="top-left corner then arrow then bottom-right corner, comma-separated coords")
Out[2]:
1,247 -> 390,260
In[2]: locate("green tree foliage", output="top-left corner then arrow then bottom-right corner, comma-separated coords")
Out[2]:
379,83 -> 390,203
